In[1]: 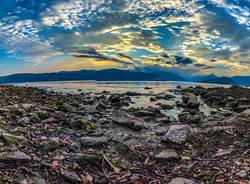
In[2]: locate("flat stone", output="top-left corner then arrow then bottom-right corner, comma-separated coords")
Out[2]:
241,109 -> 250,117
162,125 -> 192,144
111,110 -> 144,131
0,129 -> 26,145
153,149 -> 179,160
168,178 -> 200,184
0,151 -> 31,162
80,137 -> 107,147
41,117 -> 57,124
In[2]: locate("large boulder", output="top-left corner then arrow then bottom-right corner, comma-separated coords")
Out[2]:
111,110 -> 145,131
162,125 -> 192,144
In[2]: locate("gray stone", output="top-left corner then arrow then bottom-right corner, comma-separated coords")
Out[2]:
153,149 -> 179,160
17,117 -> 31,126
238,170 -> 248,178
111,110 -> 144,131
241,109 -> 250,117
80,137 -> 107,147
162,125 -> 192,144
0,151 -> 31,162
183,93 -> 200,109
168,178 -> 199,184
41,117 -> 57,124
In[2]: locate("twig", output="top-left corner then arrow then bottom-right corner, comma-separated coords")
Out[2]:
11,165 -> 21,184
102,154 -> 121,174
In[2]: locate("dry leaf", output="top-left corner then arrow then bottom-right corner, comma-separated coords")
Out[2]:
50,160 -> 60,172
134,179 -> 144,184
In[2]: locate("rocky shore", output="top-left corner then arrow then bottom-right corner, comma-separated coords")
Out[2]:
0,85 -> 249,184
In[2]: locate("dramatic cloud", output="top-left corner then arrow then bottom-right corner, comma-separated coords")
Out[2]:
0,0 -> 249,76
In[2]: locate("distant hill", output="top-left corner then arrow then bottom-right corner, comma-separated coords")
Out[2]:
231,76 -> 250,86
0,69 -> 185,83
190,74 -> 218,82
201,77 -> 237,85
0,69 -> 249,86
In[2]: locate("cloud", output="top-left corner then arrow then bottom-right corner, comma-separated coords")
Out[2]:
0,0 -> 250,76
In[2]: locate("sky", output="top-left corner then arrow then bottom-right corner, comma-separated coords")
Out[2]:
0,0 -> 249,76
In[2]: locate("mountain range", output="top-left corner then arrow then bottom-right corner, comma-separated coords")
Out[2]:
0,69 -> 249,86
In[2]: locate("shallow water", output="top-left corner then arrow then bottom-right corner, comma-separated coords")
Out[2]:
13,80 -> 224,94
13,81 -> 223,121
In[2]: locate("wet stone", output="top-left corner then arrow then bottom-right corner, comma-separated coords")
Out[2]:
162,125 -> 192,144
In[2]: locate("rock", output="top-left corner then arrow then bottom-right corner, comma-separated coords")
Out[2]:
0,151 -> 31,162
58,103 -> 75,112
183,93 -> 200,109
17,117 -> 31,126
0,129 -> 26,145
178,112 -> 202,124
73,119 -> 96,131
63,171 -> 82,183
144,87 -> 152,90
150,97 -> 157,102
168,178 -> 199,184
111,110 -> 144,131
80,137 -> 107,147
153,149 -> 179,160
76,153 -> 102,166
36,110 -> 50,120
241,109 -> 250,117
136,110 -> 156,117
41,117 -> 57,124
126,91 -> 141,96
213,148 -> 233,158
21,104 -> 34,112
162,125 -> 192,144
233,98 -> 250,112
160,104 -> 174,110
237,170 -> 248,178
108,94 -> 121,103
40,137 -> 60,152
156,94 -> 175,100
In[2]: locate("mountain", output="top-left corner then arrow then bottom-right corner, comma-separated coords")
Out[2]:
189,74 -> 218,82
0,69 -> 185,83
231,76 -> 250,86
201,77 -> 237,85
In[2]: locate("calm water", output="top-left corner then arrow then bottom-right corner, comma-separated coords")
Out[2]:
14,81 -> 222,120
13,81 -> 224,94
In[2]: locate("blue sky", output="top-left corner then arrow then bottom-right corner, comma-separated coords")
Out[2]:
0,0 -> 249,76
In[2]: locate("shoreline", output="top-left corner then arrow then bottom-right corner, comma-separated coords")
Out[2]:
0,84 -> 249,183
